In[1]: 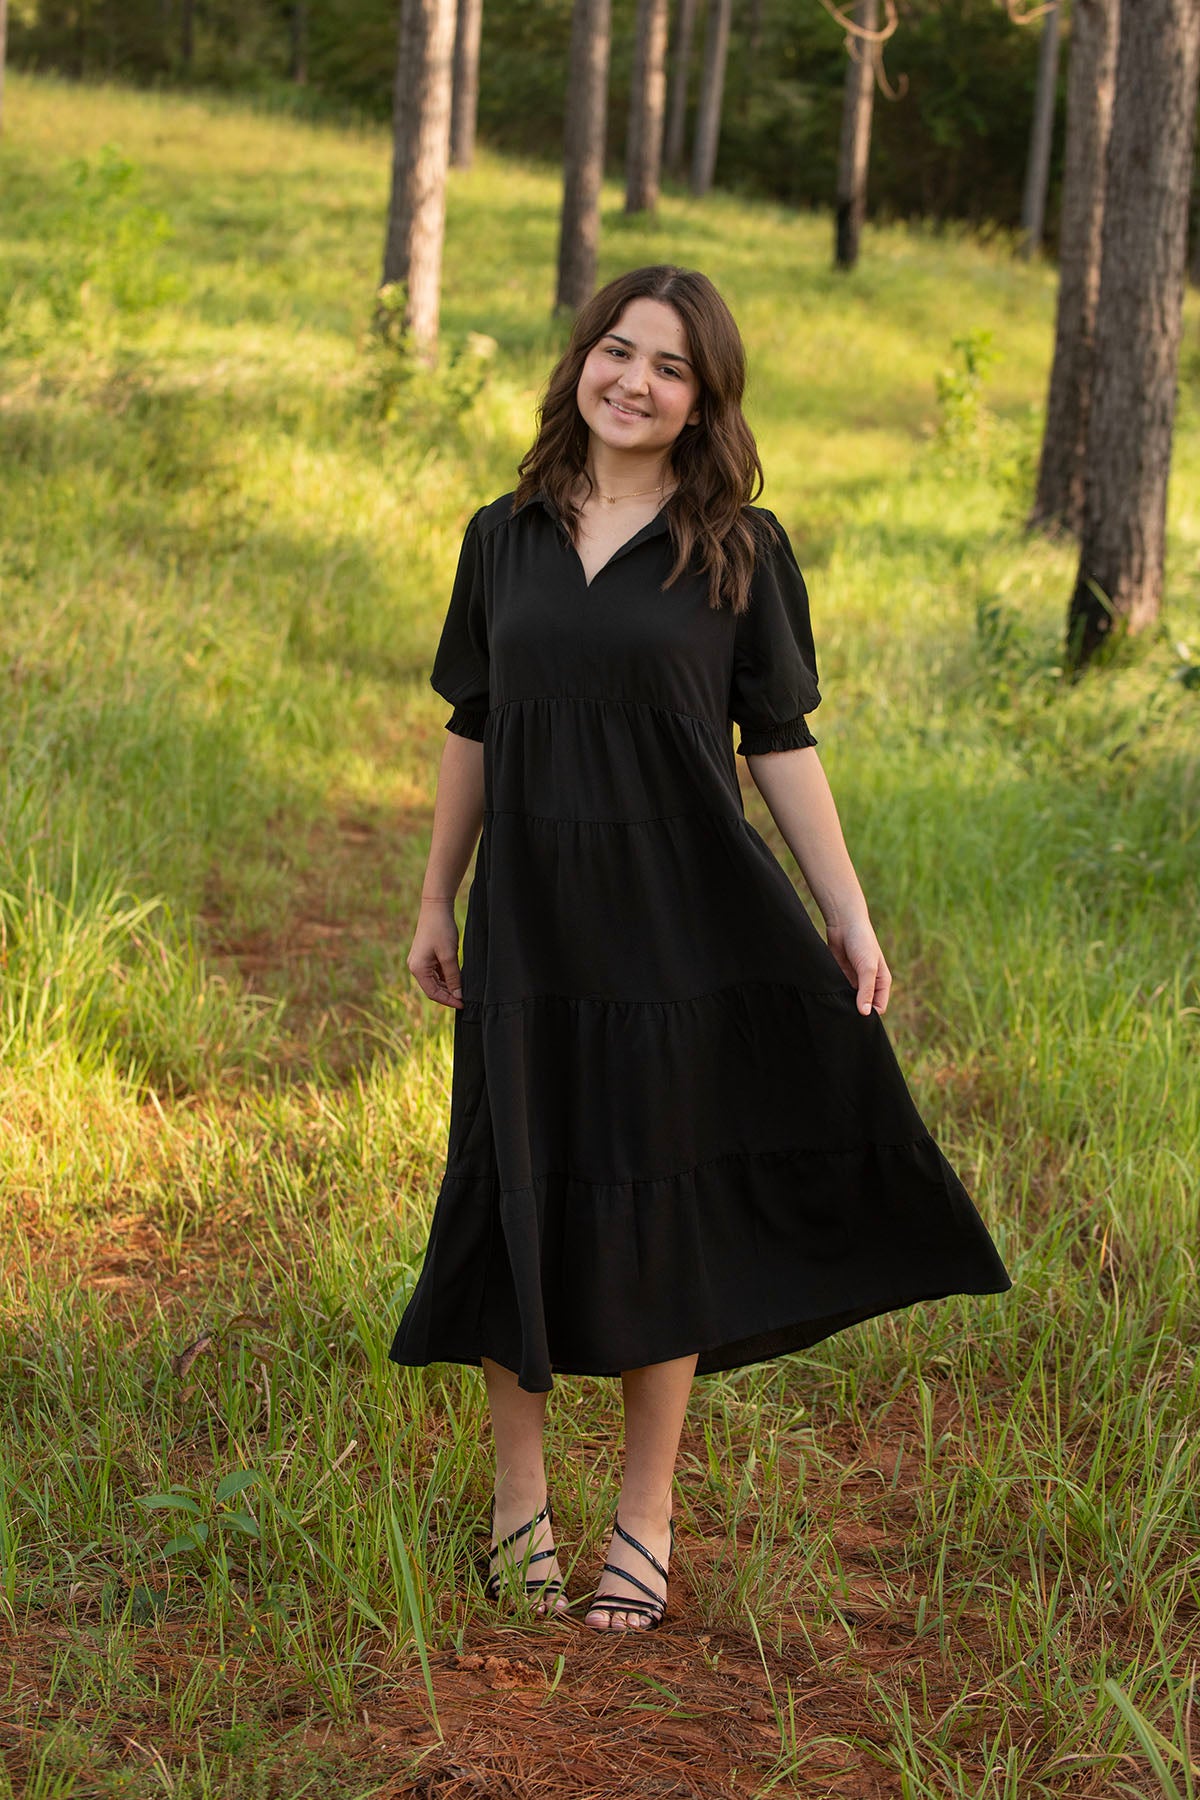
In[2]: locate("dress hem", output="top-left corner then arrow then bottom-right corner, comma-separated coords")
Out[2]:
388,1271 -> 1013,1395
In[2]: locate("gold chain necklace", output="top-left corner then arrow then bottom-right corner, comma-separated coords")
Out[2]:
594,479 -> 672,506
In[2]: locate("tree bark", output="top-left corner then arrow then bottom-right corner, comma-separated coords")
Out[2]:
1029,0 -> 1117,537
0,0 -> 8,138
1019,0 -> 1060,258
664,0 -> 698,177
1067,0 -> 1200,668
683,0 -> 734,195
451,0 -> 483,168
555,0 -> 612,314
383,0 -> 417,289
625,0 -> 670,213
834,0 -> 878,272
381,0 -> 456,362
690,0 -> 731,196
180,0 -> 194,70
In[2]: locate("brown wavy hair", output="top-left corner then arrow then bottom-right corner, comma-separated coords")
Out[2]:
512,265 -> 778,614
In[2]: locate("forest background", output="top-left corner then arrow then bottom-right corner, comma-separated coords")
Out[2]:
11,0 -> 1083,232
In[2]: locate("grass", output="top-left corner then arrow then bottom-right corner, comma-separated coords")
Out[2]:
1,67 -> 1199,1800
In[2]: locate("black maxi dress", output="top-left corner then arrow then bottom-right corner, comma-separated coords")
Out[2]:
389,490 -> 1012,1394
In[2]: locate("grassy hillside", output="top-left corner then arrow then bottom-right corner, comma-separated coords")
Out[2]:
1,72 -> 1198,1800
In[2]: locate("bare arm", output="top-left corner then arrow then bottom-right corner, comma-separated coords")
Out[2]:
744,745 -> 892,1016
408,733 -> 485,1009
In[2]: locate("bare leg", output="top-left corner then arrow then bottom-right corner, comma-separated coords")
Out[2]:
585,1351 -> 698,1631
481,1355 -> 569,1613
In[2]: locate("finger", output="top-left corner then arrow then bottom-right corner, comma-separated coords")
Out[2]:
439,951 -> 464,1006
856,960 -> 878,1015
827,941 -> 857,989
409,951 -> 463,1008
426,941 -> 463,1006
418,973 -> 448,1005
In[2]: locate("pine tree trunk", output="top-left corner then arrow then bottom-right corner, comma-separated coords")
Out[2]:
1029,0 -> 1117,538
834,0 -> 878,272
1019,0 -> 1060,259
381,0 -> 456,361
451,0 -> 483,169
625,0 -> 670,213
382,0 -> 418,289
664,0 -> 697,176
1067,0 -> 1200,668
405,0 -> 456,358
556,0 -> 612,313
180,0 -> 194,70
690,0 -> 731,196
0,0 -> 8,137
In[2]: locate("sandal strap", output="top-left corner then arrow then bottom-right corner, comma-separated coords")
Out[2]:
599,1560 -> 662,1605
589,1514 -> 673,1617
485,1497 -> 562,1603
492,1498 -> 552,1555
485,1573 -> 565,1600
612,1516 -> 671,1585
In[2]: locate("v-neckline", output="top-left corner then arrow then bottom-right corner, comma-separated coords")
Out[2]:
565,507 -> 669,591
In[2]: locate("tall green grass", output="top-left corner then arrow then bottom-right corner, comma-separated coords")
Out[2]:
1,70 -> 1198,1800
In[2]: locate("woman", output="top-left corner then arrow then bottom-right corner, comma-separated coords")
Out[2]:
393,264 -> 1012,1634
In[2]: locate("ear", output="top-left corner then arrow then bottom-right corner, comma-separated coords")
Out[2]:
686,403 -> 701,426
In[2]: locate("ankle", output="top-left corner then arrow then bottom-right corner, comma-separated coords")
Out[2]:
492,1472 -> 548,1517
614,1497 -> 673,1536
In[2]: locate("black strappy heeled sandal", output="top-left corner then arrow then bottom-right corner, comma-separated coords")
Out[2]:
482,1497 -> 567,1611
585,1514 -> 675,1631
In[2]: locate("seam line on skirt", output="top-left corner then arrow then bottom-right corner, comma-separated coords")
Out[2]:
461,979 -> 855,1011
444,1133 -> 946,1194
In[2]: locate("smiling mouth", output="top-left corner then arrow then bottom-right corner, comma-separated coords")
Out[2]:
605,399 -> 648,418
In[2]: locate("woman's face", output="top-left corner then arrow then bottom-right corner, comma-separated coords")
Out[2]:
575,297 -> 703,462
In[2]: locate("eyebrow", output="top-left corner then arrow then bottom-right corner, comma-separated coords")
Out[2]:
601,332 -> 694,369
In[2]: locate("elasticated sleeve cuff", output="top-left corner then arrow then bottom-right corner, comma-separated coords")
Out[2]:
444,706 -> 488,741
735,715 -> 818,756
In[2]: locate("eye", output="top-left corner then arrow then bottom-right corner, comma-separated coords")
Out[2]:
605,346 -> 627,358
658,365 -> 681,378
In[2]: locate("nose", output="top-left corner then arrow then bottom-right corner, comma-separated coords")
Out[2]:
618,358 -> 650,394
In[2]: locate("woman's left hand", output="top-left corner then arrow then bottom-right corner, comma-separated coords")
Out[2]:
825,915 -> 892,1017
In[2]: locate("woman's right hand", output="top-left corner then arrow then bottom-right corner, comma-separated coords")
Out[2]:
408,899 -> 465,1008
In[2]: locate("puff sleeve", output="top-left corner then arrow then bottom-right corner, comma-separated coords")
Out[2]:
729,511 -> 821,755
430,508 -> 489,742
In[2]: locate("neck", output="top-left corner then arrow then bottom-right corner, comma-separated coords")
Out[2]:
585,441 -> 673,497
